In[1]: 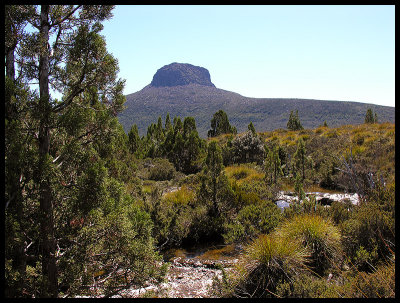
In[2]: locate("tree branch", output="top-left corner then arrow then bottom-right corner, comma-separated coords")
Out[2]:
50,5 -> 82,28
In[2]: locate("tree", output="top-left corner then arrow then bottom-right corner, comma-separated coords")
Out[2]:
182,117 -> 205,174
287,110 -> 303,131
165,113 -> 172,132
5,5 -> 37,297
207,110 -> 237,137
5,5 -> 146,297
365,108 -> 378,124
265,145 -> 283,184
204,141 -> 224,216
248,122 -> 256,135
128,124 -> 140,154
293,137 -> 311,181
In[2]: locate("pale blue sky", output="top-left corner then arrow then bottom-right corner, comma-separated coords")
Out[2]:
102,5 -> 395,107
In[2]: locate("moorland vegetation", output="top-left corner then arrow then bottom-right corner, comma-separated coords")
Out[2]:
5,5 -> 394,298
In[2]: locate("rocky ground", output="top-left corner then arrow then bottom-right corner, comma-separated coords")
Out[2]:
112,257 -> 238,298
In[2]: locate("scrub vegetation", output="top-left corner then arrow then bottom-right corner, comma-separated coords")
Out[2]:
5,5 -> 394,298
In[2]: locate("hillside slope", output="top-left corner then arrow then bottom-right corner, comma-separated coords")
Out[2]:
118,63 -> 395,138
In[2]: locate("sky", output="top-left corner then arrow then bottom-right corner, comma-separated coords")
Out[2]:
101,5 -> 395,107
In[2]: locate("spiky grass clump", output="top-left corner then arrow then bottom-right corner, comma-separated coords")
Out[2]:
229,234 -> 308,297
162,185 -> 195,206
225,165 -> 264,185
277,214 -> 342,275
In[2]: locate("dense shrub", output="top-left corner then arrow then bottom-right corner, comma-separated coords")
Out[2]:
223,200 -> 282,244
339,258 -> 395,298
148,158 -> 176,181
341,182 -> 394,271
276,273 -> 340,298
230,131 -> 265,164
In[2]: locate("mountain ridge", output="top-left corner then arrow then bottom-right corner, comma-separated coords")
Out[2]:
118,63 -> 395,138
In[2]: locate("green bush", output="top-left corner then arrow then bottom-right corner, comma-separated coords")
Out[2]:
276,273 -> 340,298
223,200 -> 282,244
339,258 -> 395,298
341,182 -> 395,271
148,158 -> 176,181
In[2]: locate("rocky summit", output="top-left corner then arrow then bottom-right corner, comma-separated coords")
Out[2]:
150,62 -> 215,87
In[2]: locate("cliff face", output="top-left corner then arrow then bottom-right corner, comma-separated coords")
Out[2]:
150,62 -> 215,87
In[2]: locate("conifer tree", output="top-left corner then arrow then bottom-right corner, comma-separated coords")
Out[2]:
365,108 -> 378,124
128,124 -> 140,154
287,110 -> 304,131
208,110 -> 237,137
204,141 -> 224,216
265,145 -> 283,184
165,113 -> 172,132
248,121 -> 256,135
5,5 -> 165,297
293,137 -> 312,181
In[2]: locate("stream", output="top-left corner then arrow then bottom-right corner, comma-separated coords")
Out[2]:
109,191 -> 358,298
112,244 -> 241,298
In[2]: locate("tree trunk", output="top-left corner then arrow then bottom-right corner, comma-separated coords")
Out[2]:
38,5 -> 58,298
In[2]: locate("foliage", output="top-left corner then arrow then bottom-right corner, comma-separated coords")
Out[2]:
148,158 -> 176,181
264,144 -> 283,184
287,110 -> 304,131
341,182 -> 395,271
275,273 -> 340,298
364,108 -> 378,124
247,121 -> 256,135
144,185 -> 197,247
276,214 -> 342,275
230,131 -> 265,164
208,110 -> 237,137
128,124 -> 141,154
5,5 -> 166,298
223,200 -> 282,244
339,258 -> 395,298
226,234 -> 308,298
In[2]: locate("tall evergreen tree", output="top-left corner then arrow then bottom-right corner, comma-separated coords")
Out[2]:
365,108 -> 378,124
5,5 -> 164,297
293,137 -> 312,181
265,145 -> 283,184
128,124 -> 140,154
248,121 -> 256,135
287,110 -> 304,131
207,110 -> 237,137
165,113 -> 172,132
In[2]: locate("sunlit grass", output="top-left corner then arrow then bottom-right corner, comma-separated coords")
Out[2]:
276,214 -> 342,275
162,185 -> 195,206
225,164 -> 264,185
229,233 -> 309,297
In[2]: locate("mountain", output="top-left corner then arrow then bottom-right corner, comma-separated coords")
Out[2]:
118,63 -> 395,138
150,62 -> 215,87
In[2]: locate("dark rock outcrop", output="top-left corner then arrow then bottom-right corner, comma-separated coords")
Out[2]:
150,62 -> 215,87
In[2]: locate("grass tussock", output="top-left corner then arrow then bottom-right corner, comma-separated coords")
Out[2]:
228,234 -> 308,298
277,214 -> 342,275
162,185 -> 195,206
225,164 -> 264,185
